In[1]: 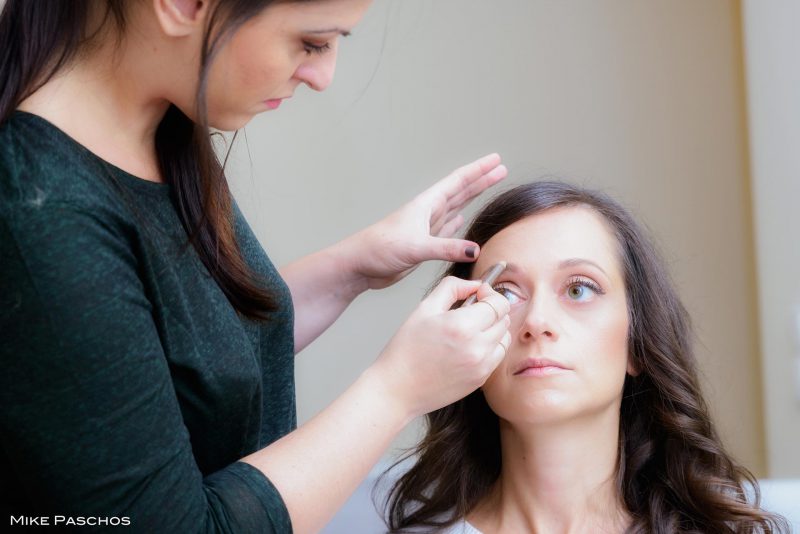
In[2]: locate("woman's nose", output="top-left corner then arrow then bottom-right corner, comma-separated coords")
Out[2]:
517,296 -> 559,343
294,51 -> 338,92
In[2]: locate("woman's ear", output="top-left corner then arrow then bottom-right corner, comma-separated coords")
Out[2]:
627,352 -> 640,377
152,0 -> 208,37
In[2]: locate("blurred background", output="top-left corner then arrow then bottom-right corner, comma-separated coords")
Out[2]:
224,0 -> 800,528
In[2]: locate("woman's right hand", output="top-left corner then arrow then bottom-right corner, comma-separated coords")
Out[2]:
369,277 -> 512,419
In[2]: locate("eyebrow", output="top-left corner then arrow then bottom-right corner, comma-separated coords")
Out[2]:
503,259 -> 608,276
307,28 -> 351,37
558,258 -> 608,275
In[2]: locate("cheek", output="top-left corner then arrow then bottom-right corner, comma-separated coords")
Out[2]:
229,45 -> 281,95
479,363 -> 503,400
213,32 -> 290,99
580,299 -> 630,389
479,363 -> 512,416
204,45 -> 291,129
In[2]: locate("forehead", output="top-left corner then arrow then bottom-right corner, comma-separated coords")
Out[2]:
476,205 -> 622,276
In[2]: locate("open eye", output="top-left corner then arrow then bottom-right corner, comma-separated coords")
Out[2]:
565,277 -> 604,302
493,284 -> 523,305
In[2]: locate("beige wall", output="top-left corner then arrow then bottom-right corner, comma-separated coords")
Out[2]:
742,0 -> 800,477
228,0 -> 767,475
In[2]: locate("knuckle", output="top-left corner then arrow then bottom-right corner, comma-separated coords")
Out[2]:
446,241 -> 461,258
471,375 -> 487,390
441,275 -> 460,287
444,321 -> 471,343
490,295 -> 510,315
441,321 -> 461,339
463,348 -> 484,367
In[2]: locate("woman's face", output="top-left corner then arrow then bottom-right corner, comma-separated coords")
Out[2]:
205,0 -> 372,130
474,206 -> 631,427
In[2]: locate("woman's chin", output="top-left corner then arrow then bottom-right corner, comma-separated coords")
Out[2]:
490,390 -> 580,426
208,112 -> 253,132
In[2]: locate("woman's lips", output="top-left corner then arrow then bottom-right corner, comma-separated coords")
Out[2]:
265,99 -> 283,110
515,366 -> 570,377
513,358 -> 572,376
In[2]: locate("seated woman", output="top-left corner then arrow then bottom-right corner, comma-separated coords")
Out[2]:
383,182 -> 786,533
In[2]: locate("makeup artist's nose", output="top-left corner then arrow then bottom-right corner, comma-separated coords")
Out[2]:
294,51 -> 338,92
518,294 -> 559,343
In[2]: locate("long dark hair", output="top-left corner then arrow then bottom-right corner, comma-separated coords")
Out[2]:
0,0 -> 294,320
383,182 -> 787,533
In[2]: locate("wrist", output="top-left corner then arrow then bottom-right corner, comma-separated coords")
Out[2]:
325,233 -> 371,299
358,363 -> 418,429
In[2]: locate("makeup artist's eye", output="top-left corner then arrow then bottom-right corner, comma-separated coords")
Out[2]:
565,277 -> 604,302
493,284 -> 523,305
303,41 -> 331,55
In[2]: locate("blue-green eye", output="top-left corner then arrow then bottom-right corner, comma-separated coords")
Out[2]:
493,285 -> 522,305
565,279 -> 603,302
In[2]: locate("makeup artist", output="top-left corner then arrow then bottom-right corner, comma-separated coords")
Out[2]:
0,1 -> 512,532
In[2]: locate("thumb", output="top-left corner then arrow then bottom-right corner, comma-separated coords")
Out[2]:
424,276 -> 482,313
422,237 -> 481,263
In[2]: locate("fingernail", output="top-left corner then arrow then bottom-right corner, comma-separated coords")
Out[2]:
465,246 -> 477,259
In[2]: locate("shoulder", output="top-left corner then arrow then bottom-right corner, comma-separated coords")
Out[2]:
0,111 -> 125,216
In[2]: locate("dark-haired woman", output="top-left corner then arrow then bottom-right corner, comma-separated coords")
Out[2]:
385,182 -> 787,533
0,1 -> 514,532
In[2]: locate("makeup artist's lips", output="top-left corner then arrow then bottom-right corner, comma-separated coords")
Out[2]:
265,97 -> 289,110
513,358 -> 572,377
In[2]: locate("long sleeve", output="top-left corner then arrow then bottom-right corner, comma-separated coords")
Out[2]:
0,200 -> 292,533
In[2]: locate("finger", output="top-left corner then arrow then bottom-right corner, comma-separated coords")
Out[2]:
481,314 -> 511,347
428,164 -> 506,231
418,237 -> 479,263
436,213 -> 464,239
443,164 -> 508,213
431,205 -> 464,235
430,207 -> 457,235
446,154 -> 503,193
426,163 -> 507,229
500,330 -> 512,352
486,330 -> 513,371
424,276 -> 482,313
417,154 -> 504,206
456,284 -> 511,330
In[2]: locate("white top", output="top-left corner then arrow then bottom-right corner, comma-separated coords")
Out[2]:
436,520 -> 484,534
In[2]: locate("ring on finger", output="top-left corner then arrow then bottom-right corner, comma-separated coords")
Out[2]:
478,300 -> 501,322
498,339 -> 509,356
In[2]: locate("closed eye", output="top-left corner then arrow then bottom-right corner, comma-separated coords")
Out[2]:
303,41 -> 331,55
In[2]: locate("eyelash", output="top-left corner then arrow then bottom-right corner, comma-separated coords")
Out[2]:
492,277 -> 606,301
492,284 -> 519,301
303,41 -> 331,55
565,276 -> 605,296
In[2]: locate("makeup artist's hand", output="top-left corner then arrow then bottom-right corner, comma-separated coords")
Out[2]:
347,153 -> 507,290
368,277 -> 512,418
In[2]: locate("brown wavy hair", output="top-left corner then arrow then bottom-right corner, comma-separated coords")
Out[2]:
382,181 -> 787,533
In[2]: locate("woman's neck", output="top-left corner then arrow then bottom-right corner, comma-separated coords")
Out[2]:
468,407 -> 630,534
18,7 -> 172,182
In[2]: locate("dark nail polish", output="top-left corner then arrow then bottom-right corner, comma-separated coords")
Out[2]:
465,246 -> 477,259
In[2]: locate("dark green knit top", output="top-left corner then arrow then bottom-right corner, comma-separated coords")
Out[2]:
0,112 -> 296,533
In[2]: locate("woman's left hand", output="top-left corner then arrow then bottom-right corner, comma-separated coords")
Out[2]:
347,153 -> 507,290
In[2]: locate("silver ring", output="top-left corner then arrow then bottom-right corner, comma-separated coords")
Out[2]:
498,339 -> 509,356
478,300 -> 501,323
